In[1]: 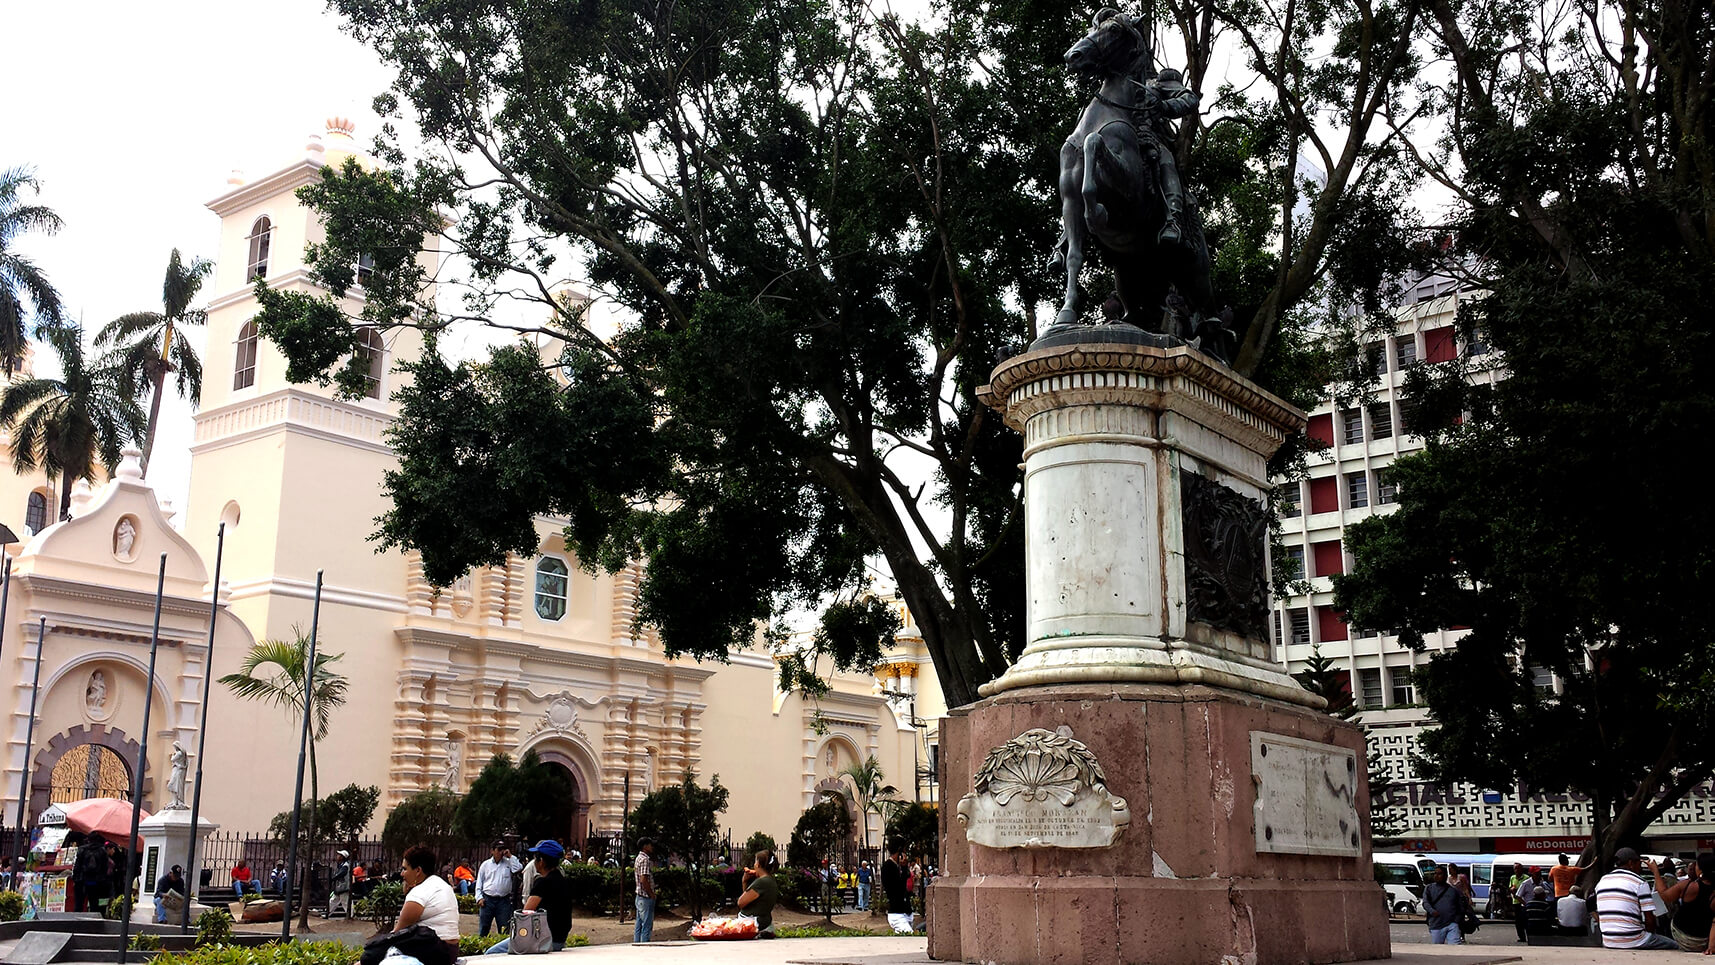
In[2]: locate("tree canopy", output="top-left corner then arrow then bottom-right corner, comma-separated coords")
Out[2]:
453,750 -> 577,843
382,786 -> 463,858
0,166 -> 64,375
786,798 -> 853,871
255,0 -> 1432,706
626,774 -> 729,864
1336,0 -> 1715,867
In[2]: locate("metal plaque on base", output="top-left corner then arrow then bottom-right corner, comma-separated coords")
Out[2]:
956,728 -> 1130,849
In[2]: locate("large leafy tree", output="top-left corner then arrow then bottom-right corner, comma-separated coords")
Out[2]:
0,321 -> 145,516
268,783 -> 380,853
451,750 -> 577,843
97,249 -> 212,475
218,632 -> 350,928
0,166 -> 64,376
382,786 -> 464,859
625,774 -> 729,917
1336,0 -> 1715,870
253,0 -> 1429,706
833,755 -> 897,852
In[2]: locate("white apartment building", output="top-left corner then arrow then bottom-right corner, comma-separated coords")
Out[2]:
1268,276 -> 1715,854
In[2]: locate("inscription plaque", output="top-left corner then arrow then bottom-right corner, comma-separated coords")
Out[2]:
956,728 -> 1130,849
1251,731 -> 1362,857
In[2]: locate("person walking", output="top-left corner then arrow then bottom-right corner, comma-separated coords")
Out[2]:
476,841 -> 518,936
737,848 -> 780,938
485,841 -> 572,954
328,850 -> 354,918
1422,866 -> 1469,945
857,861 -> 872,912
882,843 -> 914,934
633,838 -> 658,943
1596,848 -> 1680,950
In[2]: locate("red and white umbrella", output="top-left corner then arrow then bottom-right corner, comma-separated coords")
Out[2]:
56,798 -> 150,848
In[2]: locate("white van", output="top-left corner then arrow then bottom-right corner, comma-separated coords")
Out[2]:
1373,852 -> 1437,915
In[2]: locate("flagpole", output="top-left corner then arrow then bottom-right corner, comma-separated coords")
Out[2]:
179,523 -> 225,931
281,571 -> 323,941
118,554 -> 168,964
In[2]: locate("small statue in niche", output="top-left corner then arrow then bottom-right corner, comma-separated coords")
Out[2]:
166,741 -> 189,809
442,737 -> 462,788
86,670 -> 108,713
114,517 -> 137,558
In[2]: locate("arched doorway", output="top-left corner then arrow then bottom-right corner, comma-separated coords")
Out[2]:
529,747 -> 593,856
48,744 -> 131,803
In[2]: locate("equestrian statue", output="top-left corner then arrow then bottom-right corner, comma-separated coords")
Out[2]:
1048,7 -> 1234,361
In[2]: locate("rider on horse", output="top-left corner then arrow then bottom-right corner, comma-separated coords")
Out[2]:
1134,68 -> 1199,247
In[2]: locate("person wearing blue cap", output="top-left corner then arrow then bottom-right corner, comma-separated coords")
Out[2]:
486,840 -> 571,954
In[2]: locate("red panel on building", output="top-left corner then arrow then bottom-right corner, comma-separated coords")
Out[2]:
1309,477 -> 1339,514
1307,413 -> 1334,446
1316,605 -> 1349,641
1424,326 -> 1457,363
1312,539 -> 1345,577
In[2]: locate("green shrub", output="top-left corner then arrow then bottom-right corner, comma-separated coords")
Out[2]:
0,890 -> 26,922
565,935 -> 591,948
354,881 -> 405,929
561,862 -> 621,914
776,924 -> 893,938
179,941 -> 359,965
129,933 -> 163,951
653,867 -> 721,911
458,934 -> 505,956
456,893 -> 478,915
105,896 -> 132,920
775,867 -> 821,910
196,908 -> 234,946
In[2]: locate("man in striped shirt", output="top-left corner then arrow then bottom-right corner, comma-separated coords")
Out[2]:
1595,848 -> 1678,950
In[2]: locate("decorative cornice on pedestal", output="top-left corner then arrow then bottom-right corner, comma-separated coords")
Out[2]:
978,341 -> 1307,445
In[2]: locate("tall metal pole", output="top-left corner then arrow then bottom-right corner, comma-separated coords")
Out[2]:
0,554 -> 12,866
179,523 -> 225,931
619,773 -> 631,923
118,554 -> 168,964
13,617 -> 46,874
281,572 -> 323,941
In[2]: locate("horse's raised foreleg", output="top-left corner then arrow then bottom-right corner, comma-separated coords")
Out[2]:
1082,131 -> 1112,234
1054,140 -> 1089,329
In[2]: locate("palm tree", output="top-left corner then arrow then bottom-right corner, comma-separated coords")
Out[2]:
0,321 -> 146,517
837,756 -> 898,852
0,166 -> 65,376
219,631 -> 349,929
97,249 -> 211,475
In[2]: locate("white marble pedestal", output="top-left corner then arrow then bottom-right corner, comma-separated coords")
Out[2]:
131,807 -> 219,923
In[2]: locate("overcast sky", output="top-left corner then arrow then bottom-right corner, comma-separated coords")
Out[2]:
7,0 -> 399,512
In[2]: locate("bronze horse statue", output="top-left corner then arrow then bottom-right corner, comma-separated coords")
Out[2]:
1050,9 -> 1224,354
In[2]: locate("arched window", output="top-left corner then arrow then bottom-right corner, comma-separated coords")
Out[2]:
246,216 -> 273,281
25,491 -> 49,535
356,327 -> 385,399
234,321 -> 259,390
535,557 -> 569,621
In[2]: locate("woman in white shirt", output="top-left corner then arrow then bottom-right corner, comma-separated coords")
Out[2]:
395,845 -> 461,958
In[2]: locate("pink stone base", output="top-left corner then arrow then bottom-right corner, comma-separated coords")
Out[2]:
928,684 -> 1391,965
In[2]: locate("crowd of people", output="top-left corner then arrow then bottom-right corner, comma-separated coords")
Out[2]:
1422,848 -> 1715,953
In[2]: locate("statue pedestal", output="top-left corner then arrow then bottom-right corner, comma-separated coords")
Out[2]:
930,339 -> 1388,964
131,807 -> 219,923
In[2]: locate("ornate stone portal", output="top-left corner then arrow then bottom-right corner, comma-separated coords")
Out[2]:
931,336 -> 1388,965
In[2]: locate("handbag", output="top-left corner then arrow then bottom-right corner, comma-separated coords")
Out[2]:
509,909 -> 552,954
361,924 -> 453,965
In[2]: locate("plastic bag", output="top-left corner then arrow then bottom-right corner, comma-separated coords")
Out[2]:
690,914 -> 759,940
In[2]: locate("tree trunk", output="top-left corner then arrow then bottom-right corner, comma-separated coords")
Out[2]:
140,361 -> 168,477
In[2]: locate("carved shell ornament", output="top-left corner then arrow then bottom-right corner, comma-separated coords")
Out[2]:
971,728 -> 1112,806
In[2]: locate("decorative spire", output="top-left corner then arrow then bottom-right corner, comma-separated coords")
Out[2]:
116,446 -> 144,483
326,117 -> 357,140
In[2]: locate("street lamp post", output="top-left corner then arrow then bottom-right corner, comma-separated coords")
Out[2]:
179,522 -> 225,931
118,554 -> 170,964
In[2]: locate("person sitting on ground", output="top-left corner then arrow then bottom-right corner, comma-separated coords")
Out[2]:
737,849 -> 780,939
269,860 -> 288,894
231,859 -> 256,898
1596,847 -> 1680,950
1524,885 -> 1557,935
394,844 -> 461,961
1651,853 -> 1715,952
1557,883 -> 1589,934
486,840 -> 572,954
1421,866 -> 1470,945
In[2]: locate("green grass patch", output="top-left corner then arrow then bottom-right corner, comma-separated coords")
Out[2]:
775,924 -> 901,938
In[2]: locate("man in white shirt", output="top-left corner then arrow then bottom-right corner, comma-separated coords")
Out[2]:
1596,848 -> 1678,950
1558,884 -> 1589,933
476,841 -> 520,937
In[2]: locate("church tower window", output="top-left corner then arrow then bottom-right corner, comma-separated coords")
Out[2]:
25,490 -> 49,535
535,557 -> 569,621
234,321 -> 259,390
357,327 -> 385,399
247,216 -> 273,281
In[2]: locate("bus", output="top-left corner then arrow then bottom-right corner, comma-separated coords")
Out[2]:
1373,852 -> 1438,915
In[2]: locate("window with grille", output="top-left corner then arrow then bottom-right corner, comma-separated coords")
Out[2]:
1368,342 -> 1388,374
1368,402 -> 1393,439
1395,336 -> 1417,368
25,491 -> 49,535
1347,471 -> 1369,508
1274,544 -> 1305,581
1340,408 -> 1363,445
1378,473 -> 1399,505
1467,329 -> 1490,356
247,216 -> 273,281
234,321 -> 259,390
1389,668 -> 1416,706
1287,608 -> 1311,646
356,252 -> 375,287
1279,483 -> 1301,517
356,327 -> 385,399
534,557 -> 569,620
1359,668 -> 1384,707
